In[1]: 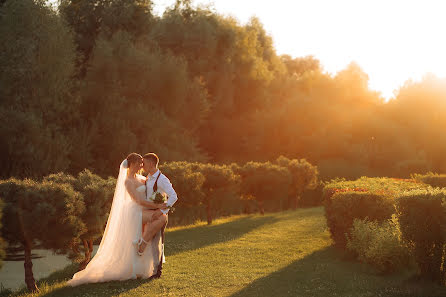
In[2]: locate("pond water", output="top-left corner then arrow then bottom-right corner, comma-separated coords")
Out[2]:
0,246 -> 99,291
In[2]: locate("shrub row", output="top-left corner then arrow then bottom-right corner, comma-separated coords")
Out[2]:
325,177 -> 446,285
0,157 -> 318,291
324,191 -> 395,249
346,217 -> 411,273
396,188 -> 446,284
413,172 -> 446,188
322,177 -> 426,249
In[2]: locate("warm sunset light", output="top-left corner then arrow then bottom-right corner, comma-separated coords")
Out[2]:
2,0 -> 446,294
157,0 -> 446,100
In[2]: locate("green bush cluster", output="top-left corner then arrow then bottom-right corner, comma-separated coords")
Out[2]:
396,188 -> 446,284
0,178 -> 85,291
324,191 -> 395,249
323,177 -> 428,201
325,176 -> 446,284
346,217 -> 412,273
413,173 -> 446,188
161,157 -> 318,225
43,170 -> 115,268
323,177 -> 428,249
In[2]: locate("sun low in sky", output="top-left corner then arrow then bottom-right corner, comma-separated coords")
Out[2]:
156,0 -> 446,100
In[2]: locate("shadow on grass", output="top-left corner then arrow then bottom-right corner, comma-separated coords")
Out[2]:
165,214 -> 279,257
229,247 -> 446,297
8,214 -> 279,297
9,263 -> 159,297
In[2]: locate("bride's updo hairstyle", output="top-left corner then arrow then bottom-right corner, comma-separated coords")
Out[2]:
125,153 -> 142,169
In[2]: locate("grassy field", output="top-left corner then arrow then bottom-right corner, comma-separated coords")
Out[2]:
7,207 -> 446,297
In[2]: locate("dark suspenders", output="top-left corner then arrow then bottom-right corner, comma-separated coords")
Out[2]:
153,171 -> 161,192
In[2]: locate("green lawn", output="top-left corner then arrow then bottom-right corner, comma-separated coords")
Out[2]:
9,207 -> 446,297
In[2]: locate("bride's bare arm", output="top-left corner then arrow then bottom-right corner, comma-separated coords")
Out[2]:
124,180 -> 161,209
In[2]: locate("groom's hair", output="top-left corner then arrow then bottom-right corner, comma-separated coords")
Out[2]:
143,153 -> 159,167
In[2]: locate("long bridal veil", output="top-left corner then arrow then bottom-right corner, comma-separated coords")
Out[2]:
67,160 -> 141,286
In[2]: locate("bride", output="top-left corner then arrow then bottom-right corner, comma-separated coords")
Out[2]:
67,153 -> 167,286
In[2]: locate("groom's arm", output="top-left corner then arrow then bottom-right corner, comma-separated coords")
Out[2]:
159,175 -> 178,214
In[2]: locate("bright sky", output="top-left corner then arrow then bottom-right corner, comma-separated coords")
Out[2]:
155,0 -> 446,100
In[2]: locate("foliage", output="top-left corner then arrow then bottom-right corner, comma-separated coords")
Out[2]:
43,170 -> 114,243
236,161 -> 292,215
413,172 -> 446,188
0,0 -> 78,178
276,156 -> 318,208
159,161 -> 206,226
79,30 -> 209,175
0,178 -> 85,291
323,177 -> 428,201
324,191 -> 395,249
396,188 -> 446,284
43,170 -> 115,266
187,162 -> 240,224
346,217 -> 412,273
2,0 -> 446,179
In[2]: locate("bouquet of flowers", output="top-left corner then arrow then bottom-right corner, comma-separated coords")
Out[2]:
149,191 -> 175,212
150,191 -> 166,204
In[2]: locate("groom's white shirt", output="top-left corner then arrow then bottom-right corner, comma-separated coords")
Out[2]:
146,169 -> 178,214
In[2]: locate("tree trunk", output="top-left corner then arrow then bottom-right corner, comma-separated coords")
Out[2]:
89,239 -> 93,254
206,201 -> 212,225
78,239 -> 92,271
23,239 -> 38,293
294,194 -> 300,210
258,200 -> 264,215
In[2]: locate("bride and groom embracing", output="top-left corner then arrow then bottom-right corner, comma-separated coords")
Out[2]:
67,152 -> 178,286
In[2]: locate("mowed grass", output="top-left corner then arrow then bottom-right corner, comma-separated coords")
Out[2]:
9,207 -> 446,297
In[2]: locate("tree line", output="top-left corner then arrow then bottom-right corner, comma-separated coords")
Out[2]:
1,0 -> 446,181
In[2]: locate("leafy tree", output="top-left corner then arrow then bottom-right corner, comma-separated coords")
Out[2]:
276,156 -> 318,209
43,170 -> 115,270
0,0 -> 78,178
151,4 -> 285,161
187,163 -> 240,224
0,179 -> 85,292
281,55 -> 321,76
237,162 -> 292,215
80,30 -> 209,175
160,161 -> 206,225
59,0 -> 154,76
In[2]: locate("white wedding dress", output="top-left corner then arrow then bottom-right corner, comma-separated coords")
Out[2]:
67,161 -> 164,286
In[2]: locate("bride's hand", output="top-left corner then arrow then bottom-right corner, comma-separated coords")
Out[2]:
158,203 -> 168,210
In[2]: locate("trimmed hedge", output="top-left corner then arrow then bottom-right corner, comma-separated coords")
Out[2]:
396,188 -> 446,284
346,217 -> 412,273
323,177 -> 428,201
324,191 -> 395,249
413,173 -> 446,188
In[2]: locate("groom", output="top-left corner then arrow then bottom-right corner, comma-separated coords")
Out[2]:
141,153 -> 178,277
